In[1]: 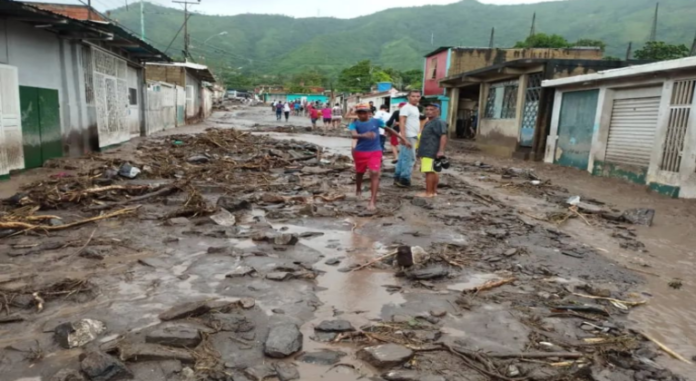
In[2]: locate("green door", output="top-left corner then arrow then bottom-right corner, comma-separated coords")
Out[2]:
555,90 -> 600,170
20,87 -> 42,169
20,86 -> 62,169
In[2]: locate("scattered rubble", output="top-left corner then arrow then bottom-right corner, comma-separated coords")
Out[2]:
264,323 -> 303,358
54,319 -> 106,349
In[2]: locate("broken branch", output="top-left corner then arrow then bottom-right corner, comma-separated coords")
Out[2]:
463,277 -> 516,294
637,331 -> 692,364
350,251 -> 398,272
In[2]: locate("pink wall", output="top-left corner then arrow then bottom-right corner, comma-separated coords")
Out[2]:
423,49 -> 449,96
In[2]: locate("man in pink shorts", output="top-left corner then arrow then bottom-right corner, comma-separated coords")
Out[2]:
349,105 -> 405,210
349,104 -> 385,211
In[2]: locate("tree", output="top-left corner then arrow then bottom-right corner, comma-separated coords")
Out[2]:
574,39 -> 607,51
634,41 -> 690,61
400,70 -> 424,90
514,33 -> 571,49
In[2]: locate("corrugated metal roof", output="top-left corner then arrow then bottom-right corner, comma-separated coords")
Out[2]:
31,2 -> 107,21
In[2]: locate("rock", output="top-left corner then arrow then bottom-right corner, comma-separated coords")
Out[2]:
209,209 -> 236,227
411,197 -> 432,208
203,313 -> 254,332
430,309 -> 447,318
55,319 -> 107,349
274,362 -> 300,381
118,343 -> 195,363
158,300 -> 211,321
508,365 -> 521,377
243,364 -> 277,380
146,323 -> 202,348
264,323 -> 303,358
272,308 -> 286,314
298,231 -> 324,238
81,247 -> 107,260
312,331 -> 338,342
357,344 -> 414,369
226,265 -> 256,278
50,369 -> 86,381
49,218 -> 65,227
382,370 -> 446,381
406,266 -> 449,280
138,257 -> 169,269
622,208 -> 655,226
298,350 -> 347,365
262,193 -> 286,203
217,197 -> 252,213
266,272 -> 292,281
315,320 -> 356,333
301,166 -> 332,175
240,297 -> 256,309
187,155 -> 210,164
325,258 -> 341,266
168,217 -> 190,226
274,234 -> 299,246
80,351 -> 133,381
504,248 -> 518,257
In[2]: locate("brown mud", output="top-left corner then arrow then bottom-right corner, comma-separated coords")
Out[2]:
0,104 -> 692,381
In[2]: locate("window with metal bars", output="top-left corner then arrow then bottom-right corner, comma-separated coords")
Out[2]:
660,80 -> 695,173
484,80 -> 519,119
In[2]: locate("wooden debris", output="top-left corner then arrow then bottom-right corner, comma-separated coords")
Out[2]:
637,331 -> 692,364
463,277 -> 516,294
571,293 -> 647,308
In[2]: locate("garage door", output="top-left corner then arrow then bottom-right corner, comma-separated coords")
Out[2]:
606,88 -> 661,167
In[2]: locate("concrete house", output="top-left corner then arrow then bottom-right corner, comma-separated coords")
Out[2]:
0,1 -> 170,178
440,57 -> 626,159
145,62 -> 215,125
543,57 -> 696,199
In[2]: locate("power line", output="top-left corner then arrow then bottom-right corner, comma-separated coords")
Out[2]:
172,0 -> 200,60
164,13 -> 191,53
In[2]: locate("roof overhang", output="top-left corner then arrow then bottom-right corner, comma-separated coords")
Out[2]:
146,62 -> 216,83
440,59 -> 547,88
543,57 -> 696,88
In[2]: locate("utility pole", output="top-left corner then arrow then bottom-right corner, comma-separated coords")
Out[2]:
140,0 -> 145,40
87,0 -> 92,20
691,30 -> 696,56
431,31 -> 434,46
529,12 -> 536,37
649,2 -> 659,42
489,27 -> 495,48
173,0 -> 200,60
626,41 -> 633,60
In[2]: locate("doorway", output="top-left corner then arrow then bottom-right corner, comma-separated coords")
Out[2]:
20,86 -> 62,169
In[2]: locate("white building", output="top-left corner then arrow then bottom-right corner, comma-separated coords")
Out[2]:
543,57 -> 696,198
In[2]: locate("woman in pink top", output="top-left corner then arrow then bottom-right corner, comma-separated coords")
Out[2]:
321,106 -> 332,129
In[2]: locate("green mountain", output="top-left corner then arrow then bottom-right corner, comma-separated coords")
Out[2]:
111,0 -> 695,75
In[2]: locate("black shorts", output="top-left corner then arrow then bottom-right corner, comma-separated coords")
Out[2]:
323,118 -> 331,123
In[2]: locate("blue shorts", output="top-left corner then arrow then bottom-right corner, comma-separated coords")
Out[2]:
311,118 -> 318,124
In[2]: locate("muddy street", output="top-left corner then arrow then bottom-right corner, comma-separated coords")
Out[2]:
0,104 -> 693,381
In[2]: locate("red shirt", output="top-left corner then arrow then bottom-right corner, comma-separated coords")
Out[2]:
310,109 -> 319,118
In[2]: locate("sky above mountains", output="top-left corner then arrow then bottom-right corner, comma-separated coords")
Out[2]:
24,0 -> 565,19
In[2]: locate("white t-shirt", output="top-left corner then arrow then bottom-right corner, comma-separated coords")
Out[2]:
283,104 -> 291,112
374,110 -> 391,135
401,104 -> 421,138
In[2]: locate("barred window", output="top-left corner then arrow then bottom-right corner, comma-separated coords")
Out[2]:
484,80 -> 519,119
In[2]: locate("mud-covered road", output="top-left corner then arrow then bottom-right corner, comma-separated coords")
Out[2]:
0,104 -> 693,381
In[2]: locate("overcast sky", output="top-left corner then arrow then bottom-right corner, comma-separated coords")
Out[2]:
25,0 -> 565,19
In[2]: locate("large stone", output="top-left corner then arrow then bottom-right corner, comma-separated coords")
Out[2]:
209,209 -> 236,227
217,197 -> 252,213
264,323 -> 303,358
298,350 -> 347,365
80,351 -> 133,381
274,362 -> 300,381
158,300 -> 211,321
406,266 -> 449,280
382,370 -> 446,381
203,313 -> 254,332
266,272 -> 292,281
273,234 -> 299,246
357,344 -> 414,369
226,265 -> 256,278
622,208 -> 655,226
314,320 -> 356,333
119,343 -> 195,363
55,319 -> 107,349
50,369 -> 86,381
146,323 -> 202,348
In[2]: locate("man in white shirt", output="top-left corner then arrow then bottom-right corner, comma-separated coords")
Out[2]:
394,90 -> 422,187
374,104 -> 391,152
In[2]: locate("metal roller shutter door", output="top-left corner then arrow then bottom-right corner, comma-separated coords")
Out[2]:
606,96 -> 661,166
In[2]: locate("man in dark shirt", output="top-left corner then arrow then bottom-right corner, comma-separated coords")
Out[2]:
386,102 -> 406,163
369,101 -> 377,115
417,103 -> 448,197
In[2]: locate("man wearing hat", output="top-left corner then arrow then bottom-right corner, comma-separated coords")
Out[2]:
417,103 -> 448,197
350,104 -> 405,210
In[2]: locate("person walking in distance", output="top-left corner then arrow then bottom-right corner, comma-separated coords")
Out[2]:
283,102 -> 291,122
331,103 -> 343,129
322,104 -> 332,129
394,90 -> 422,187
417,103 -> 448,197
275,102 -> 283,121
309,104 -> 320,129
374,104 -> 391,153
386,102 -> 405,164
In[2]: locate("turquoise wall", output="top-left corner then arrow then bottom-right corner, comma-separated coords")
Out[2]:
287,94 -> 329,103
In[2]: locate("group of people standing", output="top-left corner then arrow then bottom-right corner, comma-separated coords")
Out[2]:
349,90 -> 449,210
308,103 -> 342,129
